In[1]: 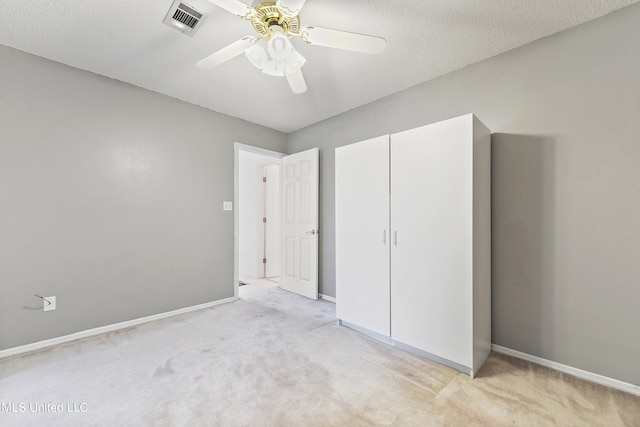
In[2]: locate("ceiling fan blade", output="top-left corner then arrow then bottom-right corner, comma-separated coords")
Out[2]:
285,67 -> 307,94
206,0 -> 255,18
196,36 -> 259,69
300,26 -> 386,54
276,0 -> 306,16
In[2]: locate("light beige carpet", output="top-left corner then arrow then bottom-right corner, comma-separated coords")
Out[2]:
1,282 -> 638,426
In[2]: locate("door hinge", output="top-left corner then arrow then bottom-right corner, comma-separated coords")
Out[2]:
263,258 -> 267,264
262,177 -> 267,182
263,217 -> 267,223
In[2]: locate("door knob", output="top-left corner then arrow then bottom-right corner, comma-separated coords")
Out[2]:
306,229 -> 318,235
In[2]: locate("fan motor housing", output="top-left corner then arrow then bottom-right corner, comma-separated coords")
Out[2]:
251,1 -> 300,37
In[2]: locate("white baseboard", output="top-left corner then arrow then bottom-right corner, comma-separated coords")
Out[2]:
0,297 -> 238,360
491,344 -> 639,397
319,294 -> 336,303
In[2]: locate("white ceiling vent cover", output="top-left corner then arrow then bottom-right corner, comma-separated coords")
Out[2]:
163,0 -> 207,37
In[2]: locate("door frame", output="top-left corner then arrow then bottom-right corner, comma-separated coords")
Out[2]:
234,143 -> 285,298
262,163 -> 281,278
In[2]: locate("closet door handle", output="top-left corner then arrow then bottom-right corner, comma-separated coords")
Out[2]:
394,231 -> 398,246
383,230 -> 387,244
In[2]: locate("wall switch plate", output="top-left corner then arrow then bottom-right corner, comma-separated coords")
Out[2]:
223,201 -> 233,211
44,296 -> 56,312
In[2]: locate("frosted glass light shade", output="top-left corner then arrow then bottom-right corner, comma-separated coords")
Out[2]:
245,39 -> 268,69
267,32 -> 292,62
262,59 -> 285,76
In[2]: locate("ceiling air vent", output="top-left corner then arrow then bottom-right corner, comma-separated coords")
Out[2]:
163,0 -> 207,37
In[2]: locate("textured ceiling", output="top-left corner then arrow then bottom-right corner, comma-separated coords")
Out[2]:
0,0 -> 637,133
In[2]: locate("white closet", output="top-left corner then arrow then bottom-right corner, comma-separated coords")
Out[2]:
335,114 -> 491,377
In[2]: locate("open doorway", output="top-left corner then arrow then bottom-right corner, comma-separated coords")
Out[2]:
261,163 -> 280,280
234,143 -> 320,300
234,143 -> 284,298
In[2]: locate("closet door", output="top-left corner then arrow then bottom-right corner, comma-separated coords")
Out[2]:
390,115 -> 474,367
336,135 -> 391,337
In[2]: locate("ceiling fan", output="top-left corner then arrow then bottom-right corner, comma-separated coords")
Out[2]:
196,0 -> 387,94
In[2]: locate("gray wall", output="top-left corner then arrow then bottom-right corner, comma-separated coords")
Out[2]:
0,45 -> 286,350
287,4 -> 640,385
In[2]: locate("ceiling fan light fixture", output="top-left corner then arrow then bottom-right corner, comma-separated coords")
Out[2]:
246,39 -> 269,69
200,0 -> 386,94
262,58 -> 285,76
242,25 -> 306,79
269,27 -> 306,69
267,31 -> 291,62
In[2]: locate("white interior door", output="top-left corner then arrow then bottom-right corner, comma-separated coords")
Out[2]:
335,135 -> 391,336
279,148 -> 319,299
263,164 -> 280,278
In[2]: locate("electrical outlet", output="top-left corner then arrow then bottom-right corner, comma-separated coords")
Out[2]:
223,201 -> 233,211
44,296 -> 56,312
